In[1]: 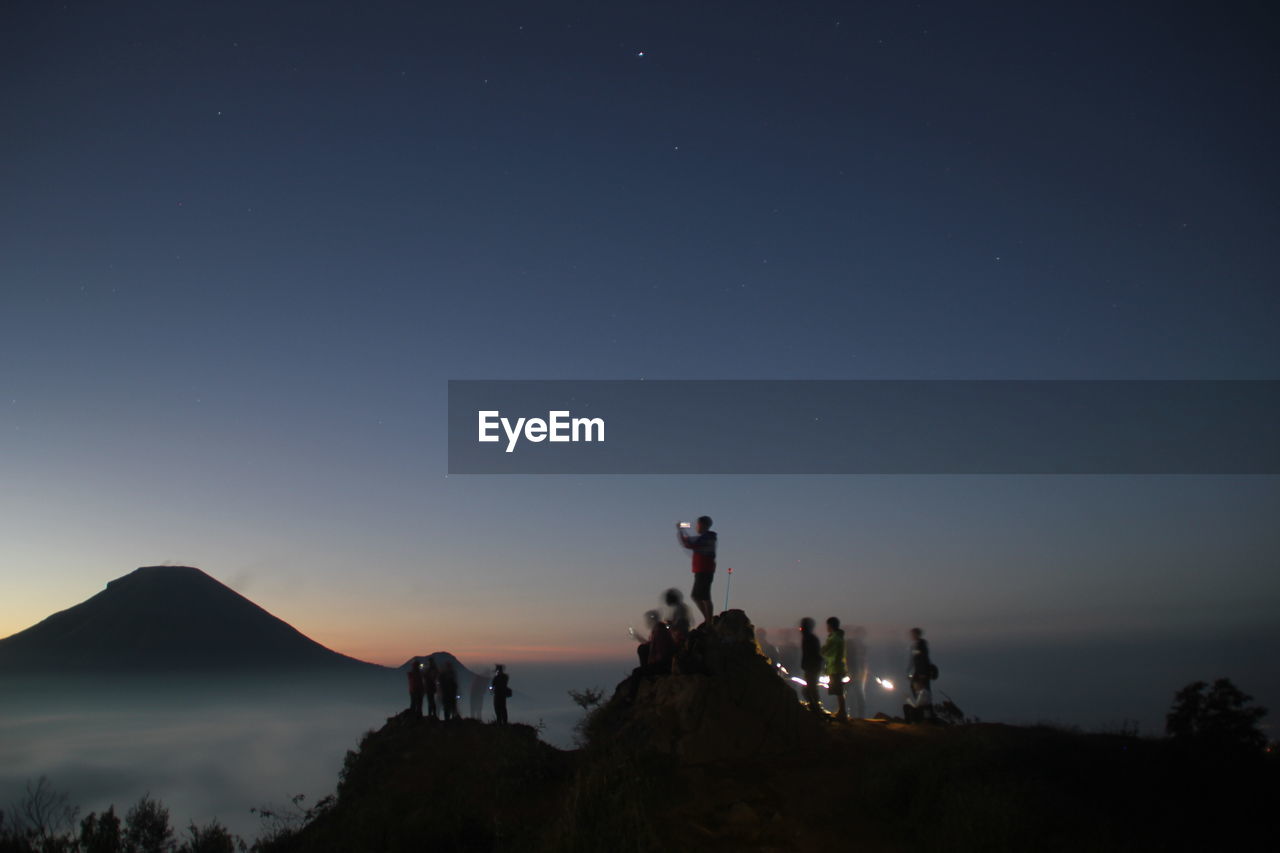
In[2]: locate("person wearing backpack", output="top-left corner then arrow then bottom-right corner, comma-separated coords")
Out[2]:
904,627 -> 936,723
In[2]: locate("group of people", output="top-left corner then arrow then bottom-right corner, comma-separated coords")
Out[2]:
674,513 -> 939,723
407,511 -> 939,727
755,623 -> 866,717
633,587 -> 694,670
776,619 -> 936,723
617,515 -> 719,697
405,658 -> 513,724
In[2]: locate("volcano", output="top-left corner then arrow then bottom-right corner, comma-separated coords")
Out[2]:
0,565 -> 385,673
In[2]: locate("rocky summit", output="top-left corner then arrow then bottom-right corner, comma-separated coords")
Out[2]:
584,609 -> 826,763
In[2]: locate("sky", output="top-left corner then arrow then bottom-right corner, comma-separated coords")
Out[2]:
2,0 -> 1278,710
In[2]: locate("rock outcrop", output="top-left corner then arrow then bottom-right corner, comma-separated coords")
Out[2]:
587,609 -> 825,763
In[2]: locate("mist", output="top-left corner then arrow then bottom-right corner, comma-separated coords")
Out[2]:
0,662 -> 626,841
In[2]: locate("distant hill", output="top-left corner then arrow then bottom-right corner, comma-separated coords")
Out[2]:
0,565 -> 386,673
398,652 -> 477,680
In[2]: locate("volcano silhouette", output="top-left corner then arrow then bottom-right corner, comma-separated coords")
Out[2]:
0,565 -> 385,673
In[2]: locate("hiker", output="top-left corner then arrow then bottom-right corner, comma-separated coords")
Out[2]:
624,610 -> 676,702
800,617 -> 823,714
663,587 -> 692,646
822,617 -> 849,721
756,627 -> 782,667
846,625 -> 868,719
677,516 -> 717,629
904,627 -> 935,723
440,660 -> 459,721
424,657 -> 440,719
635,608 -> 676,669
407,657 -> 425,719
491,664 -> 511,724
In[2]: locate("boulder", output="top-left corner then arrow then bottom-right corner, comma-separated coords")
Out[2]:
595,609 -> 824,763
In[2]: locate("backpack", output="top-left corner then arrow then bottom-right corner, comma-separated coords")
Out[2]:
929,663 -> 940,681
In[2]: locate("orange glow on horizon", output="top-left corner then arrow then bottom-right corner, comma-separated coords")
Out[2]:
348,642 -> 632,668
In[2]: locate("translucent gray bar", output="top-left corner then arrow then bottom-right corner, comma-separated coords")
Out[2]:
447,380 -> 1280,474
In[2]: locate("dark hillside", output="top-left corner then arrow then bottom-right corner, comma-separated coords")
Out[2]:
261,610 -> 1279,852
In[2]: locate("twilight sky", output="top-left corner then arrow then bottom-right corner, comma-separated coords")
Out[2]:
2,0 -> 1277,682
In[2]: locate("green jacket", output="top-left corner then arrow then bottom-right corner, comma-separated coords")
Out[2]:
821,628 -> 847,677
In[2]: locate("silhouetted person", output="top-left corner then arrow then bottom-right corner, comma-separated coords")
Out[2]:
822,617 -> 848,721
646,609 -> 675,669
424,658 -> 440,719
440,661 -> 459,721
633,608 -> 676,669
625,610 -> 676,702
904,627 -> 934,723
407,657 -> 425,719
491,664 -> 511,724
846,625 -> 868,719
677,515 -> 717,629
756,627 -> 782,667
800,617 -> 823,714
664,587 -> 692,647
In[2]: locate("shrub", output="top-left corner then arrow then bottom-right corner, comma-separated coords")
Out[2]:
1166,678 -> 1268,755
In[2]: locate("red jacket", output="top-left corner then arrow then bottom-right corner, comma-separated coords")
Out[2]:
683,530 -> 717,573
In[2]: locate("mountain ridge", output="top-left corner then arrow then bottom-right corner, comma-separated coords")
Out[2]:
0,565 -> 387,673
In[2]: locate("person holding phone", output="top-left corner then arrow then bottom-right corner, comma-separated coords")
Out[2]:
677,515 -> 718,629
